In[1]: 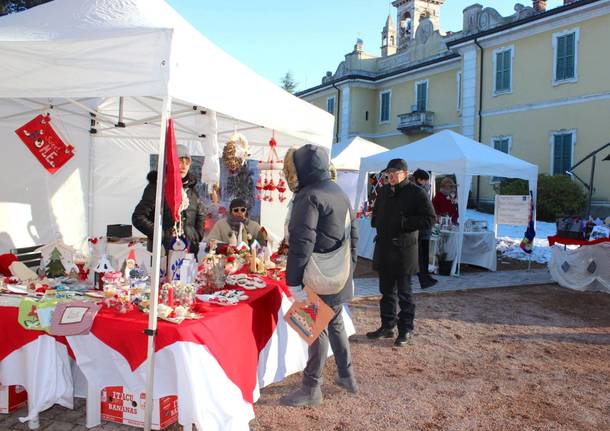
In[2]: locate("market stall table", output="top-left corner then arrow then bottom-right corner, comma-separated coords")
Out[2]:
547,236 -> 610,293
0,278 -> 355,430
436,229 -> 497,273
0,304 -> 74,427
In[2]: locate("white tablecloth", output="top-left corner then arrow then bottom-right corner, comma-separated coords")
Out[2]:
0,335 -> 73,425
459,231 -> 497,271
549,243 -> 610,292
1,294 -> 355,430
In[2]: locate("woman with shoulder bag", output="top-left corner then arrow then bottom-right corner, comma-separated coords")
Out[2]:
279,144 -> 359,407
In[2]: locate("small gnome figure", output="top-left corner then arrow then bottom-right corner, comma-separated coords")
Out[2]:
124,248 -> 137,280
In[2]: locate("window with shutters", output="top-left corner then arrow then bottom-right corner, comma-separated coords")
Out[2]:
553,28 -> 579,85
493,46 -> 513,95
415,80 -> 428,112
326,96 -> 335,114
552,132 -> 575,175
379,90 -> 391,123
491,137 -> 512,183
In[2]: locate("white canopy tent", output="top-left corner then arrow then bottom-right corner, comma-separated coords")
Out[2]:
355,130 -> 538,275
331,137 -> 387,208
0,0 -> 333,429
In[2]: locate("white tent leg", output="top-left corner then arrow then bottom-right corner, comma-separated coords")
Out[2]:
143,96 -> 172,431
451,175 -> 472,276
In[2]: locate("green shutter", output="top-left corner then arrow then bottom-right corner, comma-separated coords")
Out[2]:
381,93 -> 389,121
417,83 -> 427,111
562,133 -> 572,172
556,33 -> 576,81
553,135 -> 562,175
565,33 -> 575,79
556,36 -> 567,81
495,52 -> 503,91
503,51 -> 511,90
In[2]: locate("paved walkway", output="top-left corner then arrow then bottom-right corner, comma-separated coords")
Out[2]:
354,268 -> 555,297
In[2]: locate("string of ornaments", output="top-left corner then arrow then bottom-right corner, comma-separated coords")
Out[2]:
256,133 -> 287,202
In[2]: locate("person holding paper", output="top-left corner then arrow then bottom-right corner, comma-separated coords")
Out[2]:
206,198 -> 261,245
280,144 -> 359,407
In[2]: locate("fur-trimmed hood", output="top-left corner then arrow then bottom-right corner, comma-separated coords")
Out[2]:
282,145 -> 331,192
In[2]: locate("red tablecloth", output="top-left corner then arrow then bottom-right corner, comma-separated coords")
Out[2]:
0,277 -> 290,405
0,306 -> 74,360
547,235 -> 610,247
90,277 -> 287,404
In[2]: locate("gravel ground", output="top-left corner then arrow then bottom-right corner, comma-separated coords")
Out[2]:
251,284 -> 610,431
2,284 -> 609,431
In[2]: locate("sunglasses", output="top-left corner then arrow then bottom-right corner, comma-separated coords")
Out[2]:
231,207 -> 247,213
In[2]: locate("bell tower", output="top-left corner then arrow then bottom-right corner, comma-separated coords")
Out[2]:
381,15 -> 397,57
392,0 -> 445,48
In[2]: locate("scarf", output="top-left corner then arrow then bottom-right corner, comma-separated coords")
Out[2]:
228,214 -> 247,233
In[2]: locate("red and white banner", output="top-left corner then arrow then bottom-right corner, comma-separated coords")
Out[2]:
15,114 -> 74,174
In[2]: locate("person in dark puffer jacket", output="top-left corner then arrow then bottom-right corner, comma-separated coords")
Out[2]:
132,145 -> 206,257
279,144 -> 359,407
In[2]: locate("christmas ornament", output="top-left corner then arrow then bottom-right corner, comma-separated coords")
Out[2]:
46,247 -> 66,278
257,133 -> 286,203
222,133 -> 249,174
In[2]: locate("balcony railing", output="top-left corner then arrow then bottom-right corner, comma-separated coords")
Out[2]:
397,111 -> 435,134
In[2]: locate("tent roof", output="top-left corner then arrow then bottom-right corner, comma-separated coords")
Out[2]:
0,0 -> 333,149
360,130 -> 538,180
331,137 -> 387,171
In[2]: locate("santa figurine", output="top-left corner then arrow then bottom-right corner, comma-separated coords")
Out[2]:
124,248 -> 137,280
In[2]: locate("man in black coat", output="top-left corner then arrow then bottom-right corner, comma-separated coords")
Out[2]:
366,159 -> 436,347
279,144 -> 359,407
132,145 -> 206,257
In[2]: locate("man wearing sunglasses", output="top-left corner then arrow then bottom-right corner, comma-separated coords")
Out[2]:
206,198 -> 261,244
366,158 -> 435,347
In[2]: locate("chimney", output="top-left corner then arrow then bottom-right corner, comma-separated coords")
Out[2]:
533,0 -> 547,12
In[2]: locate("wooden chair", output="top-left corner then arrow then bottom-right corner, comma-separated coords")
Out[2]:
9,245 -> 44,270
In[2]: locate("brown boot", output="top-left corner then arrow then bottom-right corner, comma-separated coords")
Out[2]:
279,385 -> 323,407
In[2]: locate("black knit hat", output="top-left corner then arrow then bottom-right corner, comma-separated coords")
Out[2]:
229,198 -> 248,210
412,169 -> 430,181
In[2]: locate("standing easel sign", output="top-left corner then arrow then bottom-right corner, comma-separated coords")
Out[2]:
493,195 -> 531,235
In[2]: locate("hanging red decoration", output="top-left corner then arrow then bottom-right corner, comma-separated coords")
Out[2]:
257,132 -> 286,203
15,114 -> 74,174
163,118 -> 182,225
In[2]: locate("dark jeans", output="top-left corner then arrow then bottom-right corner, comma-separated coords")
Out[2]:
417,238 -> 432,283
303,304 -> 353,387
379,271 -> 415,334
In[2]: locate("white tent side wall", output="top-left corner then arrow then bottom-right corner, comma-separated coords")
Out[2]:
0,100 -> 92,252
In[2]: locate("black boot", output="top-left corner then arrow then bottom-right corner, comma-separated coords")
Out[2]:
366,326 -> 395,339
394,331 -> 413,347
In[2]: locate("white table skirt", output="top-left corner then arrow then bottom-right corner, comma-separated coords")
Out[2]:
549,243 -> 610,292
0,335 -> 73,425
1,294 -> 355,430
459,231 -> 497,271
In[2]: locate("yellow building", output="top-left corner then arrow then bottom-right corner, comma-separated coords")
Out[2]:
298,0 -> 610,215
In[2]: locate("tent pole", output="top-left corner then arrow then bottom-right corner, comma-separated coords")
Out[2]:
143,96 -> 172,431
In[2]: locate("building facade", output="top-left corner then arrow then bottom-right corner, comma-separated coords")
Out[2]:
297,0 -> 610,212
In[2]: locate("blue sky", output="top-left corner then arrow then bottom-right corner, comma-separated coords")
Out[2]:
167,1 -> 564,91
